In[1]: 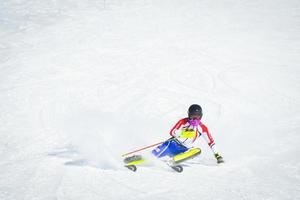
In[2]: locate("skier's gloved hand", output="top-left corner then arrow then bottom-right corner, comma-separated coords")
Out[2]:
214,153 -> 224,164
173,128 -> 185,137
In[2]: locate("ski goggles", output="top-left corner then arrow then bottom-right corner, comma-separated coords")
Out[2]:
189,115 -> 201,120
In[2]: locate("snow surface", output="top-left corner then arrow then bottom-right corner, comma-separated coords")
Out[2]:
1,0 -> 300,199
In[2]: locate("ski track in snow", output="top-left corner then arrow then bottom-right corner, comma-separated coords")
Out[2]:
1,0 -> 300,199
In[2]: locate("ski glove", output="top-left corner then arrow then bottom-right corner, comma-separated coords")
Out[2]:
214,153 -> 224,164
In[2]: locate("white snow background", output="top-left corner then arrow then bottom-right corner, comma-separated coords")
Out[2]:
0,0 -> 300,199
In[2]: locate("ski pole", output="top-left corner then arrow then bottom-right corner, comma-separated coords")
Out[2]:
121,141 -> 165,157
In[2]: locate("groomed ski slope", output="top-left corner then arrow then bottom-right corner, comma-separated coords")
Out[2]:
0,0 -> 300,199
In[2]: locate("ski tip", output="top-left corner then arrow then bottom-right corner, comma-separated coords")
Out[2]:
125,165 -> 137,172
171,165 -> 183,173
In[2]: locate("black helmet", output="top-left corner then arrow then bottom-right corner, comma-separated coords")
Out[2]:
188,104 -> 203,119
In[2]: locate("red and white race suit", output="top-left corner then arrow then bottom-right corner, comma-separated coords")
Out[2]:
170,118 -> 218,154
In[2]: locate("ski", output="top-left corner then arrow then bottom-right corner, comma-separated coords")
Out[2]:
124,162 -> 183,173
123,148 -> 201,173
124,154 -> 185,173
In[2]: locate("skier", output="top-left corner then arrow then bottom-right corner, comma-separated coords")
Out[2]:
152,104 -> 224,164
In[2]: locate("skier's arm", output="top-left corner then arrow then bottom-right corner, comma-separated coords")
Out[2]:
200,123 -> 224,163
199,124 -> 218,153
169,119 -> 186,137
